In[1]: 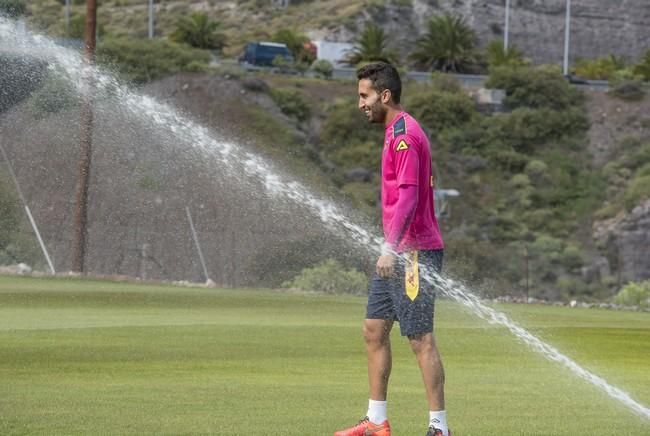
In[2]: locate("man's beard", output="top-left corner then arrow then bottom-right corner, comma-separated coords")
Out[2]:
368,101 -> 387,124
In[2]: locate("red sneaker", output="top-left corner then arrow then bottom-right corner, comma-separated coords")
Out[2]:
334,416 -> 391,436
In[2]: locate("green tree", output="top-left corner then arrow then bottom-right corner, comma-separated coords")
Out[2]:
271,28 -> 315,65
345,22 -> 397,66
169,12 -> 226,51
409,13 -> 477,73
486,40 -> 527,69
0,0 -> 25,18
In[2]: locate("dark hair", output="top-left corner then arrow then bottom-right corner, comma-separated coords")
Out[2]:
356,62 -> 402,104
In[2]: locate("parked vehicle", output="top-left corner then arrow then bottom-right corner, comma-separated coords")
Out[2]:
239,42 -> 294,67
312,41 -> 354,67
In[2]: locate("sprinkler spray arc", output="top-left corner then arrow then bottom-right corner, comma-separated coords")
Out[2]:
0,17 -> 648,422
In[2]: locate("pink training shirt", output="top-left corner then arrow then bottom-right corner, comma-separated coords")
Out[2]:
382,111 -> 444,253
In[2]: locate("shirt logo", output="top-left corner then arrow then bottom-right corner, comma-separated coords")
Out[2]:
396,139 -> 409,151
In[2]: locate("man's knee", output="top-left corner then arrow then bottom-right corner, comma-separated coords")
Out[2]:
363,320 -> 390,346
408,332 -> 436,355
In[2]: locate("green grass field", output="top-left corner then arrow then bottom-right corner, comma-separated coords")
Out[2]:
0,275 -> 648,435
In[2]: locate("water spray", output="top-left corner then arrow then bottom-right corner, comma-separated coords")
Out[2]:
0,17 -> 648,421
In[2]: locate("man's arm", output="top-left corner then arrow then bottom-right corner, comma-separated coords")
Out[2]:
385,184 -> 418,252
377,184 -> 418,278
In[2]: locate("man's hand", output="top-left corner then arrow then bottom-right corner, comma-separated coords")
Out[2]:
376,254 -> 395,279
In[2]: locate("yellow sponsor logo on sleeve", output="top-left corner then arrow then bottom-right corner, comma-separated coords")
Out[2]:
396,139 -> 409,151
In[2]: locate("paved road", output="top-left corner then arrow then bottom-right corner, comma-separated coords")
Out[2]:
331,67 -> 610,91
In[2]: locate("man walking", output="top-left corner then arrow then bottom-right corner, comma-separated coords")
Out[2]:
334,62 -> 448,436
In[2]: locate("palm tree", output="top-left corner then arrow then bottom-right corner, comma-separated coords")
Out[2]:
345,22 -> 398,66
409,13 -> 477,73
170,12 -> 226,51
486,40 -> 527,68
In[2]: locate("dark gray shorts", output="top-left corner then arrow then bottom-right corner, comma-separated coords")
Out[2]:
366,249 -> 444,337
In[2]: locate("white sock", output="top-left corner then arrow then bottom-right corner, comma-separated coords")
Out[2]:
367,399 -> 387,424
429,410 -> 448,435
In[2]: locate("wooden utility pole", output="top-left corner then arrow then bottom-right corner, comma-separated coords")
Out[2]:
524,244 -> 530,302
72,0 -> 97,273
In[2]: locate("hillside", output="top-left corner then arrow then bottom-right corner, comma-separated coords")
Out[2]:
1,4 -> 649,299
25,0 -> 650,64
1,53 -> 649,300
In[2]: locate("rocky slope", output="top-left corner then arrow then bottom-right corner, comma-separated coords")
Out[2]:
329,0 -> 650,65
25,0 -> 650,64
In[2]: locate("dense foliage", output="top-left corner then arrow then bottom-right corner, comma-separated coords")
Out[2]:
271,28 -> 315,67
614,280 -> 650,308
485,41 -> 528,69
28,69 -> 79,118
0,175 -> 19,252
169,12 -> 226,51
282,259 -> 367,294
0,55 -> 46,113
269,87 -> 311,122
0,0 -> 25,18
97,38 -> 210,84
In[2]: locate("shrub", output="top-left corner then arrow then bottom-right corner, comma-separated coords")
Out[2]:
573,55 -> 626,80
97,38 -> 210,83
559,244 -> 584,270
531,235 -> 564,262
321,97 -> 383,153
632,49 -> 650,81
28,69 -> 79,118
486,41 -> 527,69
430,73 -> 462,93
408,88 -> 476,136
556,277 -> 590,298
0,174 -> 19,252
486,66 -> 583,111
0,0 -> 25,18
311,59 -> 334,79
0,55 -> 47,113
608,81 -> 646,102
68,13 -> 106,39
331,140 -> 381,171
283,259 -> 367,294
269,88 -> 310,122
271,54 -> 294,73
614,280 -> 650,308
623,174 -> 650,210
485,211 -> 528,242
272,28 -> 315,65
525,159 -> 550,185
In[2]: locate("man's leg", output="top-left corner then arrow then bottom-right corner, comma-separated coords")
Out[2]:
364,318 -> 394,401
408,332 -> 444,410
